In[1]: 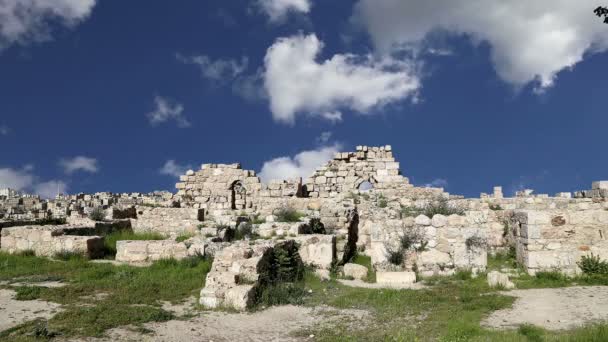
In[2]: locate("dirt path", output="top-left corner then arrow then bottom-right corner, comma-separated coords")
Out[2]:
0,288 -> 62,332
483,286 -> 608,330
77,304 -> 369,342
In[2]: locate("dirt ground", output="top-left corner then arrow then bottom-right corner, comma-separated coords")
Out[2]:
77,304 -> 369,342
0,288 -> 62,332
483,286 -> 608,330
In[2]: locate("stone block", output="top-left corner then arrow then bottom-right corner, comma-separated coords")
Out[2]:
592,181 -> 608,190
343,263 -> 368,280
376,271 -> 416,286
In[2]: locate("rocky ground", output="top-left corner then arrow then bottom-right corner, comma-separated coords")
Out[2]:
0,288 -> 62,332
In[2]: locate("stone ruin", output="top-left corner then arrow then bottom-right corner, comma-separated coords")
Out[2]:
1,145 -> 608,310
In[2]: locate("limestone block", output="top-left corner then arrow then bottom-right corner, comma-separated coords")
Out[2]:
592,181 -> 608,190
415,215 -> 431,226
295,235 -> 336,270
376,271 -> 416,286
343,263 -> 368,280
417,249 -> 451,268
224,285 -> 254,311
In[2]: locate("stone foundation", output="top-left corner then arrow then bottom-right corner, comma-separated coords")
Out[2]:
115,239 -> 204,264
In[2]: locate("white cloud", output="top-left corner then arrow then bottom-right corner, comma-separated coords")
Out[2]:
34,180 -> 67,199
354,0 -> 608,90
257,0 -> 311,22
0,166 -> 66,198
423,178 -> 448,188
263,34 -> 420,124
159,160 -> 191,178
0,125 -> 9,135
147,96 -> 190,128
176,53 -> 248,82
259,143 -> 341,182
59,156 -> 98,174
0,0 -> 96,50
0,167 -> 34,190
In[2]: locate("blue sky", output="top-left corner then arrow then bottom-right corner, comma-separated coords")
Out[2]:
0,0 -> 607,198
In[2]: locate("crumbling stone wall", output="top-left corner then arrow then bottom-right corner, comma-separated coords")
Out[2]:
513,209 -> 608,275
176,163 -> 262,213
0,225 -> 104,258
305,145 -> 413,199
131,207 -> 204,237
364,213 -> 488,275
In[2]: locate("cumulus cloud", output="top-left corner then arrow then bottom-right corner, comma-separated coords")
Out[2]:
159,160 -> 191,178
263,34 -> 420,124
354,0 -> 608,90
147,96 -> 190,128
0,0 -> 96,50
176,53 -> 248,82
0,167 -> 34,190
34,180 -> 67,199
257,0 -> 311,22
59,156 -> 98,174
259,144 -> 341,182
0,166 -> 67,198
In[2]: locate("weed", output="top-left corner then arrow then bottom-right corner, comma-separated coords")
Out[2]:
175,233 -> 195,243
14,286 -> 42,300
88,207 -> 106,221
578,254 -> 608,275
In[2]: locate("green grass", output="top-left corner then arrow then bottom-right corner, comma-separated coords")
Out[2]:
299,271 -> 608,341
103,230 -> 165,257
175,233 -> 195,243
0,252 -> 211,340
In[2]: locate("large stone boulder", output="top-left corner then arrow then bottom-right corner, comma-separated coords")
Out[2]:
343,263 -> 368,280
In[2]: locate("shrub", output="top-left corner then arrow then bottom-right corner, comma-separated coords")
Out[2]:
88,207 -> 106,221
251,214 -> 266,224
465,235 -> 487,251
422,198 -> 465,217
578,254 -> 608,275
275,207 -> 304,223
235,222 -> 254,240
385,227 -> 428,266
299,218 -> 326,235
377,194 -> 388,208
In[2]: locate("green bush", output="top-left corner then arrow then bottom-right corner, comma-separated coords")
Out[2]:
422,198 -> 465,217
578,254 -> 608,275
88,207 -> 106,221
275,207 -> 304,222
175,233 -> 194,243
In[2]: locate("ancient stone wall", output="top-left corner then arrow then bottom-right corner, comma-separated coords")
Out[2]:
115,239 -> 205,264
513,209 -> 608,275
363,212 -> 488,275
131,207 -> 204,237
0,225 -> 104,258
305,145 -> 413,199
175,163 -> 262,213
